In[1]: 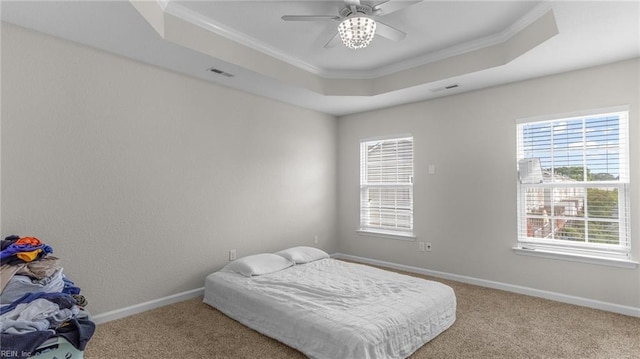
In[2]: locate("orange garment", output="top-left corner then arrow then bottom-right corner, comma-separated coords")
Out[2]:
15,237 -> 42,246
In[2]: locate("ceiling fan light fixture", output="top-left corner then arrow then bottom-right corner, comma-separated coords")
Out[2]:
338,16 -> 376,49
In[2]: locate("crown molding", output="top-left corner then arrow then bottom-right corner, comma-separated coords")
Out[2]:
162,0 -> 325,76
353,1 -> 554,79
159,0 -> 553,80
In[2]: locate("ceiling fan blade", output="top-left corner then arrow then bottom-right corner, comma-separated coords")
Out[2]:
372,0 -> 423,16
281,15 -> 340,21
344,0 -> 361,6
375,21 -> 406,42
324,32 -> 341,48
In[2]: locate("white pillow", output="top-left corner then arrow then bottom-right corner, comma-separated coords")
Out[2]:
222,253 -> 294,277
275,246 -> 330,264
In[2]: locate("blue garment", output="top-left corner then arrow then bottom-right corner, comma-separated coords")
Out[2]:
1,269 -> 65,304
0,330 -> 54,359
61,276 -> 81,295
0,292 -> 77,315
55,314 -> 95,350
43,293 -> 78,310
0,242 -> 53,264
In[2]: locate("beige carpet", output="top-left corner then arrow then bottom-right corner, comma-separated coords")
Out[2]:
85,267 -> 640,359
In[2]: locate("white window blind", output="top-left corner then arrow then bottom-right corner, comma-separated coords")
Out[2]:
516,108 -> 631,261
360,136 -> 414,237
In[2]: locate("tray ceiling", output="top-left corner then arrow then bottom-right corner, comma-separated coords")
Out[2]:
2,1 -> 639,115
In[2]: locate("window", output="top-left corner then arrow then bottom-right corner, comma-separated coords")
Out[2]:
359,136 -> 414,239
515,107 -> 634,267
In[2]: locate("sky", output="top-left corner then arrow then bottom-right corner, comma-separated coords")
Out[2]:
519,112 -> 626,180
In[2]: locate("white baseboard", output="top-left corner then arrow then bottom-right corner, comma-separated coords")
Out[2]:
92,287 -> 204,324
332,253 -> 640,318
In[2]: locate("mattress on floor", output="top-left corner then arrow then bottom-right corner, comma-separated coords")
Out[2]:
204,258 -> 456,359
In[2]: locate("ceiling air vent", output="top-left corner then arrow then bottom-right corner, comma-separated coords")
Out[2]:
207,67 -> 234,78
430,84 -> 459,93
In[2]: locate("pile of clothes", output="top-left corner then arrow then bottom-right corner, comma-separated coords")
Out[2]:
0,235 -> 95,359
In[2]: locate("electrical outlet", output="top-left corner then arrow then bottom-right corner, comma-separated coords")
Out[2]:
425,242 -> 432,252
418,242 -> 425,252
229,249 -> 236,261
314,235 -> 319,244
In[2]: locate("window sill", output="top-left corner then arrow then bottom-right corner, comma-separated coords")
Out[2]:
357,229 -> 416,241
513,246 -> 638,269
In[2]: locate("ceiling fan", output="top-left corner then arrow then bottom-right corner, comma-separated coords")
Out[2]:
281,0 -> 422,50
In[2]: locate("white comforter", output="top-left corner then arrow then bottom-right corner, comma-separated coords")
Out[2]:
204,259 -> 456,359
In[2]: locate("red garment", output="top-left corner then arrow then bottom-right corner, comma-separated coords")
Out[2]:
14,237 -> 42,247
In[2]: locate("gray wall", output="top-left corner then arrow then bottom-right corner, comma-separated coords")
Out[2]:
337,58 -> 640,308
1,23 -> 338,315
3,21 -> 639,315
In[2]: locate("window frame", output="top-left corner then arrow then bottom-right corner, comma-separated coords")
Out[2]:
358,135 -> 415,240
514,106 -> 637,268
